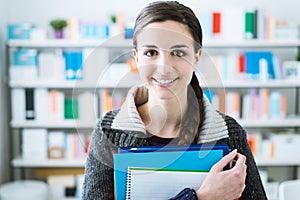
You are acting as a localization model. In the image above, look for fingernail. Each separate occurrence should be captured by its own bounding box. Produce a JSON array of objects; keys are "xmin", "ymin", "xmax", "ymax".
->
[{"xmin": 231, "ymin": 149, "xmax": 237, "ymax": 154}]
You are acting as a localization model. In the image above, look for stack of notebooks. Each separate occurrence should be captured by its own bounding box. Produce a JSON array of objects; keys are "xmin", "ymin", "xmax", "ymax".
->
[{"xmin": 113, "ymin": 144, "xmax": 229, "ymax": 200}]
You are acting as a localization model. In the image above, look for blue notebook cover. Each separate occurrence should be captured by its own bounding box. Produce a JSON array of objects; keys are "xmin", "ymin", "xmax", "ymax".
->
[{"xmin": 114, "ymin": 144, "xmax": 229, "ymax": 200}]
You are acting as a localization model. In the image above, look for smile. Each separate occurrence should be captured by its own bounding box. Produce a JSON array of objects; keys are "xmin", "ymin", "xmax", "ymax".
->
[{"xmin": 152, "ymin": 77, "xmax": 178, "ymax": 87}]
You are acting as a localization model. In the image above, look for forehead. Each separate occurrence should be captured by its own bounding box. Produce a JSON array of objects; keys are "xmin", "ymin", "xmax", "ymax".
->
[{"xmin": 136, "ymin": 21, "xmax": 194, "ymax": 49}]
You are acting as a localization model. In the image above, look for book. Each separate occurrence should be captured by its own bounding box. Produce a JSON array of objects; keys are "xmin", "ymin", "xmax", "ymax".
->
[
  {"xmin": 11, "ymin": 88, "xmax": 26, "ymax": 121},
  {"xmin": 212, "ymin": 12, "xmax": 221, "ymax": 38},
  {"xmin": 22, "ymin": 128, "xmax": 48, "ymax": 160},
  {"xmin": 64, "ymin": 50, "xmax": 83, "ymax": 80},
  {"xmin": 64, "ymin": 96, "xmax": 79, "ymax": 119},
  {"xmin": 245, "ymin": 11, "xmax": 255, "ymax": 39},
  {"xmin": 48, "ymin": 89, "xmax": 65, "ymax": 121},
  {"xmin": 125, "ymin": 167, "xmax": 208, "ymax": 200},
  {"xmin": 34, "ymin": 88, "xmax": 49, "ymax": 121},
  {"xmin": 114, "ymin": 144, "xmax": 229, "ymax": 200},
  {"xmin": 25, "ymin": 88, "xmax": 35, "ymax": 120}
]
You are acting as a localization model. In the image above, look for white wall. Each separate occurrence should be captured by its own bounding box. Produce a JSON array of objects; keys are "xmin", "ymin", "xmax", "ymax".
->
[{"xmin": 0, "ymin": 0, "xmax": 10, "ymax": 184}]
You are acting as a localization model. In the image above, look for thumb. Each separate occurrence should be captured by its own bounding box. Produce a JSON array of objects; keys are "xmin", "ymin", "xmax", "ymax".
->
[{"xmin": 211, "ymin": 149, "xmax": 237, "ymax": 172}]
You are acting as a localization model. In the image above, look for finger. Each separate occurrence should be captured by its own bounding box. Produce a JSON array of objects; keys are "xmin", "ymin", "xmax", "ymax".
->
[
  {"xmin": 233, "ymin": 153, "xmax": 247, "ymax": 171},
  {"xmin": 211, "ymin": 149, "xmax": 238, "ymax": 172}
]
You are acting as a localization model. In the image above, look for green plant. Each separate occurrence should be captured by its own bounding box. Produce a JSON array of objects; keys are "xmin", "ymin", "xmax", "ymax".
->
[
  {"xmin": 50, "ymin": 19, "xmax": 68, "ymax": 30},
  {"xmin": 296, "ymin": 49, "xmax": 300, "ymax": 61}
]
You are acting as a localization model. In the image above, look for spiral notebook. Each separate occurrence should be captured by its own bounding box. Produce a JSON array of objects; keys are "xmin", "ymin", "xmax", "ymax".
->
[
  {"xmin": 125, "ymin": 167, "xmax": 208, "ymax": 200},
  {"xmin": 114, "ymin": 144, "xmax": 229, "ymax": 200}
]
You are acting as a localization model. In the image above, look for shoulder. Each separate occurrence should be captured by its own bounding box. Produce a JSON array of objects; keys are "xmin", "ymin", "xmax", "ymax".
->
[
  {"xmin": 217, "ymin": 111, "xmax": 246, "ymax": 139},
  {"xmin": 93, "ymin": 110, "xmax": 147, "ymax": 148},
  {"xmin": 97, "ymin": 110, "xmax": 119, "ymax": 129}
]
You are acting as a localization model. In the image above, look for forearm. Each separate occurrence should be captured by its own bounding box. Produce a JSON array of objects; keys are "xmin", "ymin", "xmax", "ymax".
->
[{"xmin": 82, "ymin": 153, "xmax": 114, "ymax": 200}]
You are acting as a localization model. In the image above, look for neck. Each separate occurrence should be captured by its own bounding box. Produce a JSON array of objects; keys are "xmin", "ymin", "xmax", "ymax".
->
[{"xmin": 138, "ymin": 92, "xmax": 188, "ymax": 138}]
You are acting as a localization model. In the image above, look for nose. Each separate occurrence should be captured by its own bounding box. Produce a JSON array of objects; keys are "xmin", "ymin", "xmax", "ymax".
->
[{"xmin": 156, "ymin": 50, "xmax": 173, "ymax": 74}]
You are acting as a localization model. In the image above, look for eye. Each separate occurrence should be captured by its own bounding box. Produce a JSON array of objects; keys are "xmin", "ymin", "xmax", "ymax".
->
[
  {"xmin": 171, "ymin": 50, "xmax": 185, "ymax": 57},
  {"xmin": 144, "ymin": 49, "xmax": 158, "ymax": 57}
]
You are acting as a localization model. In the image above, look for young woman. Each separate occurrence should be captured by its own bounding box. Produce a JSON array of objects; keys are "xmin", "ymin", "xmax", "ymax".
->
[{"xmin": 82, "ymin": 1, "xmax": 267, "ymax": 199}]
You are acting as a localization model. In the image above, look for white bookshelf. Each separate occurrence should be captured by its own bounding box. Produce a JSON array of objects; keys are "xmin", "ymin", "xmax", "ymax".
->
[
  {"xmin": 203, "ymin": 39, "xmax": 300, "ymax": 48},
  {"xmin": 7, "ymin": 38, "xmax": 300, "ymax": 49},
  {"xmin": 237, "ymin": 118, "xmax": 300, "ymax": 128},
  {"xmin": 7, "ymin": 38, "xmax": 300, "ymax": 182},
  {"xmin": 203, "ymin": 80, "xmax": 300, "ymax": 89},
  {"xmin": 11, "ymin": 157, "xmax": 300, "ymax": 168},
  {"xmin": 10, "ymin": 79, "xmax": 300, "ymax": 89},
  {"xmin": 10, "ymin": 118, "xmax": 300, "ymax": 129},
  {"xmin": 10, "ymin": 120, "xmax": 97, "ymax": 129},
  {"xmin": 9, "ymin": 77, "xmax": 141, "ymax": 89},
  {"xmin": 7, "ymin": 37, "xmax": 132, "ymax": 48},
  {"xmin": 256, "ymin": 159, "xmax": 300, "ymax": 167},
  {"xmin": 12, "ymin": 157, "xmax": 85, "ymax": 168}
]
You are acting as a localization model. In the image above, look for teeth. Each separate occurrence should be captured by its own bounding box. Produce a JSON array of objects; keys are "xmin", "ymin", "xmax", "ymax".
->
[{"xmin": 156, "ymin": 79, "xmax": 175, "ymax": 84}]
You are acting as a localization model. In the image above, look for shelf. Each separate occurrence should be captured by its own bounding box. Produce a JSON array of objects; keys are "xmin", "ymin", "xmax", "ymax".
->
[
  {"xmin": 9, "ymin": 79, "xmax": 141, "ymax": 89},
  {"xmin": 256, "ymin": 159, "xmax": 300, "ymax": 166},
  {"xmin": 203, "ymin": 39, "xmax": 300, "ymax": 48},
  {"xmin": 202, "ymin": 80, "xmax": 300, "ymax": 88},
  {"xmin": 237, "ymin": 118, "xmax": 300, "ymax": 128},
  {"xmin": 11, "ymin": 157, "xmax": 300, "ymax": 168},
  {"xmin": 7, "ymin": 36, "xmax": 132, "ymax": 48},
  {"xmin": 10, "ymin": 79, "xmax": 300, "ymax": 89},
  {"xmin": 10, "ymin": 118, "xmax": 300, "ymax": 129},
  {"xmin": 7, "ymin": 38, "xmax": 300, "ymax": 49},
  {"xmin": 12, "ymin": 157, "xmax": 85, "ymax": 168},
  {"xmin": 10, "ymin": 120, "xmax": 96, "ymax": 128}
]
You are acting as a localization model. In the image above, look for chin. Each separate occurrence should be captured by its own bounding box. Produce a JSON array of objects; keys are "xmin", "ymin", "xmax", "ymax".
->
[{"xmin": 149, "ymin": 85, "xmax": 179, "ymax": 100}]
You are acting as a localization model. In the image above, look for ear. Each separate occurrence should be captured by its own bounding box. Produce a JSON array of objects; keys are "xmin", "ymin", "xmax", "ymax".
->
[
  {"xmin": 132, "ymin": 48, "xmax": 138, "ymax": 63},
  {"xmin": 194, "ymin": 49, "xmax": 202, "ymax": 64}
]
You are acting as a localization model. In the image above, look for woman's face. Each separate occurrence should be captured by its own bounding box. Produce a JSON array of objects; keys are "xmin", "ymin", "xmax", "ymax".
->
[{"xmin": 133, "ymin": 20, "xmax": 201, "ymax": 100}]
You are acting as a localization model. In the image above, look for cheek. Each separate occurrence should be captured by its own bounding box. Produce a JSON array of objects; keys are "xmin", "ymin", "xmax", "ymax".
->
[
  {"xmin": 138, "ymin": 64, "xmax": 154, "ymax": 79},
  {"xmin": 176, "ymin": 58, "xmax": 195, "ymax": 73}
]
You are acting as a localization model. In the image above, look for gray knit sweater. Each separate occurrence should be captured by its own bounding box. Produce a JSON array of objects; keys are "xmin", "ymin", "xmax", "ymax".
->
[{"xmin": 82, "ymin": 86, "xmax": 267, "ymax": 200}]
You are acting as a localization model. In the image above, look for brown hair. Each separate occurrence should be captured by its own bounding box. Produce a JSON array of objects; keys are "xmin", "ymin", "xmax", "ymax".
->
[{"xmin": 133, "ymin": 1, "xmax": 205, "ymax": 144}]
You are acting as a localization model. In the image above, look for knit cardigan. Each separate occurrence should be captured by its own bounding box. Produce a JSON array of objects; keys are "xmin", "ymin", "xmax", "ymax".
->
[{"xmin": 82, "ymin": 86, "xmax": 267, "ymax": 200}]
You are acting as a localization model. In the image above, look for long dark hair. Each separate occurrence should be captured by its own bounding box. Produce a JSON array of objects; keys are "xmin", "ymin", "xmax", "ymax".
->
[{"xmin": 133, "ymin": 1, "xmax": 205, "ymax": 144}]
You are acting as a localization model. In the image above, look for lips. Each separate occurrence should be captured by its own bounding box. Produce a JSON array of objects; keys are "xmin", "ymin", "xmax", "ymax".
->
[{"xmin": 152, "ymin": 77, "xmax": 178, "ymax": 87}]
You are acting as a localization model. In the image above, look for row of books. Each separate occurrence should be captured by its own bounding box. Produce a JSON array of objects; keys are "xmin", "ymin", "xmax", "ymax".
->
[
  {"xmin": 247, "ymin": 132, "xmax": 300, "ymax": 161},
  {"xmin": 204, "ymin": 88, "xmax": 287, "ymax": 120},
  {"xmin": 11, "ymin": 48, "xmax": 296, "ymax": 83},
  {"xmin": 198, "ymin": 8, "xmax": 299, "ymax": 41},
  {"xmin": 66, "ymin": 13, "xmax": 133, "ymax": 40},
  {"xmin": 9, "ymin": 48, "xmax": 135, "ymax": 82},
  {"xmin": 47, "ymin": 174, "xmax": 84, "ymax": 199},
  {"xmin": 8, "ymin": 12, "xmax": 132, "ymax": 40},
  {"xmin": 11, "ymin": 88, "xmax": 127, "ymax": 122},
  {"xmin": 199, "ymin": 51, "xmax": 292, "ymax": 82},
  {"xmin": 10, "ymin": 49, "xmax": 83, "ymax": 80},
  {"xmin": 9, "ymin": 7, "xmax": 299, "ymax": 41},
  {"xmin": 22, "ymin": 128, "xmax": 90, "ymax": 160}
]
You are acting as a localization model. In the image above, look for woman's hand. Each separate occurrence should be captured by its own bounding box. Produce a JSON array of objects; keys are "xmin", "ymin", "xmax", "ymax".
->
[{"xmin": 196, "ymin": 149, "xmax": 247, "ymax": 200}]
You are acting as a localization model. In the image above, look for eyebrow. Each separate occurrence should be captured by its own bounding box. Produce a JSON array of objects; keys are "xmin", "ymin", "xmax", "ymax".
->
[
  {"xmin": 170, "ymin": 45, "xmax": 189, "ymax": 49},
  {"xmin": 140, "ymin": 44, "xmax": 189, "ymax": 49}
]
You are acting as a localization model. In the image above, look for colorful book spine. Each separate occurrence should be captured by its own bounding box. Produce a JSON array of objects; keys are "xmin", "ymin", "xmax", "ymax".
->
[
  {"xmin": 212, "ymin": 12, "xmax": 221, "ymax": 38},
  {"xmin": 245, "ymin": 11, "xmax": 255, "ymax": 39},
  {"xmin": 64, "ymin": 97, "xmax": 79, "ymax": 119},
  {"xmin": 25, "ymin": 88, "xmax": 35, "ymax": 120},
  {"xmin": 64, "ymin": 51, "xmax": 83, "ymax": 80}
]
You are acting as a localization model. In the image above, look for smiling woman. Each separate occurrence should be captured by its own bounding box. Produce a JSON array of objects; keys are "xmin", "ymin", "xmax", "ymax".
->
[
  {"xmin": 133, "ymin": 21, "xmax": 197, "ymax": 102},
  {"xmin": 82, "ymin": 1, "xmax": 267, "ymax": 200}
]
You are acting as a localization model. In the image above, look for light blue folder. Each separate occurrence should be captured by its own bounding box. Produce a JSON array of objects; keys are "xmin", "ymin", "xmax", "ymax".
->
[{"xmin": 114, "ymin": 144, "xmax": 229, "ymax": 200}]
